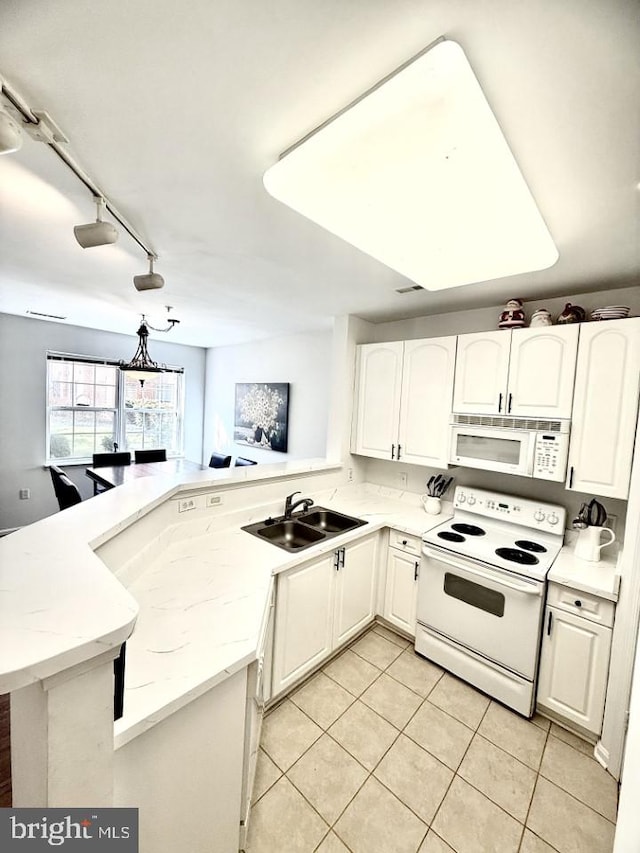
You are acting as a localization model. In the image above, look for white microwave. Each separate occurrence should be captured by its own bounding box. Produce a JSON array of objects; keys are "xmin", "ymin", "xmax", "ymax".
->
[{"xmin": 449, "ymin": 415, "xmax": 570, "ymax": 481}]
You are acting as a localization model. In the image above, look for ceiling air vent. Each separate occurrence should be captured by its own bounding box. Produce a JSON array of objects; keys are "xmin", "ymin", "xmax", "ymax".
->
[
  {"xmin": 395, "ymin": 285, "xmax": 426, "ymax": 294},
  {"xmin": 26, "ymin": 310, "xmax": 67, "ymax": 320}
]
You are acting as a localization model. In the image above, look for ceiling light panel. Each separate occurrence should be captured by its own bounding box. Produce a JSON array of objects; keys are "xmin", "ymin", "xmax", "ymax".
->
[{"xmin": 264, "ymin": 39, "xmax": 558, "ymax": 290}]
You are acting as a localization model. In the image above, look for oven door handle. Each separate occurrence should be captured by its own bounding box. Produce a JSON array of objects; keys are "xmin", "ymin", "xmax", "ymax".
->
[{"xmin": 422, "ymin": 547, "xmax": 543, "ymax": 596}]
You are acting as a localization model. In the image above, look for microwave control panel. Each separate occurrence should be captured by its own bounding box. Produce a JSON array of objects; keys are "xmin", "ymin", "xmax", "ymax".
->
[{"xmin": 533, "ymin": 432, "xmax": 569, "ymax": 482}]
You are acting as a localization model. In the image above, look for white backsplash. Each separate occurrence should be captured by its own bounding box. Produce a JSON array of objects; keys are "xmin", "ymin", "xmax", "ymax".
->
[{"xmin": 362, "ymin": 457, "xmax": 627, "ymax": 542}]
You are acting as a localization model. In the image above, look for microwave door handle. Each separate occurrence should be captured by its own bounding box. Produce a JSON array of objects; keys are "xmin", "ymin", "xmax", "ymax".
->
[
  {"xmin": 525, "ymin": 432, "xmax": 537, "ymax": 476},
  {"xmin": 422, "ymin": 547, "xmax": 543, "ymax": 596}
]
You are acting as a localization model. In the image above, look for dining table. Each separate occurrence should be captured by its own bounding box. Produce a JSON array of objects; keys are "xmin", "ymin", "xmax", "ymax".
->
[{"xmin": 86, "ymin": 458, "xmax": 207, "ymax": 493}]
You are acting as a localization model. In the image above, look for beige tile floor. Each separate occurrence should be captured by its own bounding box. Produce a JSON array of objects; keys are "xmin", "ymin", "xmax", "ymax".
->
[{"xmin": 246, "ymin": 623, "xmax": 618, "ymax": 853}]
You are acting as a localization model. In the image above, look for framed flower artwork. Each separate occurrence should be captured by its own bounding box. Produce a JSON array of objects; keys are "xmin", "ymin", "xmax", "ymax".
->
[{"xmin": 233, "ymin": 382, "xmax": 290, "ymax": 453}]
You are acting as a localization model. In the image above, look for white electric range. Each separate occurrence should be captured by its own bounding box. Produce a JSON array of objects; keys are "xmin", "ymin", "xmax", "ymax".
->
[{"xmin": 415, "ymin": 486, "xmax": 566, "ymax": 717}]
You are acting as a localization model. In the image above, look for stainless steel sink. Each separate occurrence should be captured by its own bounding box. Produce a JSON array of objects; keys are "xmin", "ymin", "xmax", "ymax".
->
[
  {"xmin": 254, "ymin": 520, "xmax": 325, "ymax": 550},
  {"xmin": 299, "ymin": 508, "xmax": 366, "ymax": 534},
  {"xmin": 242, "ymin": 506, "xmax": 366, "ymax": 552}
]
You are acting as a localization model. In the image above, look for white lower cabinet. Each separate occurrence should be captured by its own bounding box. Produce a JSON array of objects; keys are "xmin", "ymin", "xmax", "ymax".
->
[
  {"xmin": 272, "ymin": 534, "xmax": 378, "ymax": 696},
  {"xmin": 537, "ymin": 585, "xmax": 614, "ymax": 736},
  {"xmin": 382, "ymin": 531, "xmax": 422, "ymax": 637}
]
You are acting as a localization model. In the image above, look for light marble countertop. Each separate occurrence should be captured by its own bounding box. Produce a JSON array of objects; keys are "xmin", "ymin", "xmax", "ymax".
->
[
  {"xmin": 548, "ymin": 531, "xmax": 621, "ymax": 601},
  {"xmin": 115, "ymin": 483, "xmax": 452, "ymax": 745},
  {"xmin": 0, "ymin": 458, "xmax": 339, "ymax": 694}
]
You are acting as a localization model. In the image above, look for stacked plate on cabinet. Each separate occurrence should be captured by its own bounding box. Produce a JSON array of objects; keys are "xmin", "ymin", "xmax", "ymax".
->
[{"xmin": 591, "ymin": 305, "xmax": 630, "ymax": 320}]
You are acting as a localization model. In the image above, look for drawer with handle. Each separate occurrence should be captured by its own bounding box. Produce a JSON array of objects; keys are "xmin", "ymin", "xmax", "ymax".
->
[
  {"xmin": 547, "ymin": 582, "xmax": 615, "ymax": 627},
  {"xmin": 388, "ymin": 529, "xmax": 421, "ymax": 556}
]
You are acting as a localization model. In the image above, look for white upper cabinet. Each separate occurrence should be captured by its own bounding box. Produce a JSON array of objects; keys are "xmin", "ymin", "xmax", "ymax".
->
[
  {"xmin": 567, "ymin": 318, "xmax": 640, "ymax": 499},
  {"xmin": 453, "ymin": 326, "xmax": 579, "ymax": 418},
  {"xmin": 508, "ymin": 326, "xmax": 579, "ymax": 418},
  {"xmin": 397, "ymin": 337, "xmax": 456, "ymax": 467},
  {"xmin": 353, "ymin": 342, "xmax": 403, "ymax": 460},
  {"xmin": 453, "ymin": 331, "xmax": 511, "ymax": 414},
  {"xmin": 353, "ymin": 337, "xmax": 456, "ymax": 468}
]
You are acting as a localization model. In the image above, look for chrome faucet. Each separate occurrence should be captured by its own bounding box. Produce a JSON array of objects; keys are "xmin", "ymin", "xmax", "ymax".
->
[{"xmin": 284, "ymin": 491, "xmax": 314, "ymax": 519}]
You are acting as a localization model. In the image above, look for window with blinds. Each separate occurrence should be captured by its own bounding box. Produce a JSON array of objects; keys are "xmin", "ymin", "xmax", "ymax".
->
[{"xmin": 46, "ymin": 353, "xmax": 184, "ymax": 463}]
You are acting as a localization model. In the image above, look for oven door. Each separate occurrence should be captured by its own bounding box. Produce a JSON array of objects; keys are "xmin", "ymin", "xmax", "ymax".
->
[
  {"xmin": 449, "ymin": 424, "xmax": 535, "ymax": 476},
  {"xmin": 417, "ymin": 546, "xmax": 544, "ymax": 679}
]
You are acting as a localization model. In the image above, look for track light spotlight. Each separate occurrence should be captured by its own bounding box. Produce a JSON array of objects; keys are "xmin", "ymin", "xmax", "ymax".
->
[
  {"xmin": 73, "ymin": 197, "xmax": 119, "ymax": 248},
  {"xmin": 133, "ymin": 255, "xmax": 165, "ymax": 291},
  {"xmin": 0, "ymin": 105, "xmax": 22, "ymax": 154}
]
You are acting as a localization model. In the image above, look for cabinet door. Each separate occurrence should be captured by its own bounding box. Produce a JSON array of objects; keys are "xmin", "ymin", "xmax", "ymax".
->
[
  {"xmin": 353, "ymin": 342, "xmax": 403, "ymax": 460},
  {"xmin": 452, "ymin": 331, "xmax": 511, "ymax": 414},
  {"xmin": 397, "ymin": 336, "xmax": 456, "ymax": 467},
  {"xmin": 507, "ymin": 326, "xmax": 578, "ymax": 418},
  {"xmin": 383, "ymin": 548, "xmax": 419, "ymax": 637},
  {"xmin": 272, "ymin": 555, "xmax": 335, "ymax": 696},
  {"xmin": 567, "ymin": 318, "xmax": 640, "ymax": 499},
  {"xmin": 537, "ymin": 607, "xmax": 612, "ymax": 735},
  {"xmin": 333, "ymin": 535, "xmax": 378, "ymax": 647}
]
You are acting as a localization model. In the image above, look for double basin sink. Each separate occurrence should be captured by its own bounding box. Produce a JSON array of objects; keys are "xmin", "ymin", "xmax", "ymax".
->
[{"xmin": 242, "ymin": 507, "xmax": 366, "ymax": 552}]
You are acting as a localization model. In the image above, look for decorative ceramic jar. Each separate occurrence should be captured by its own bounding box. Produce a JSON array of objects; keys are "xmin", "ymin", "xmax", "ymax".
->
[
  {"xmin": 557, "ymin": 303, "xmax": 586, "ymax": 324},
  {"xmin": 530, "ymin": 308, "xmax": 553, "ymax": 327},
  {"xmin": 498, "ymin": 298, "xmax": 526, "ymax": 329}
]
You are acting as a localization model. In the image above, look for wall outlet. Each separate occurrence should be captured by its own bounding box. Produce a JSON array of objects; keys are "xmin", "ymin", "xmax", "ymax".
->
[
  {"xmin": 178, "ymin": 498, "xmax": 197, "ymax": 513},
  {"xmin": 398, "ymin": 471, "xmax": 408, "ymax": 489},
  {"xmin": 347, "ymin": 468, "xmax": 354, "ymax": 483},
  {"xmin": 206, "ymin": 494, "xmax": 223, "ymax": 508},
  {"xmin": 19, "ymin": 488, "xmax": 30, "ymax": 500}
]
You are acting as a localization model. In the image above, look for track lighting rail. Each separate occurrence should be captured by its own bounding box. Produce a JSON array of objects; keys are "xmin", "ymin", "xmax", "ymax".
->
[{"xmin": 0, "ymin": 78, "xmax": 157, "ymax": 260}]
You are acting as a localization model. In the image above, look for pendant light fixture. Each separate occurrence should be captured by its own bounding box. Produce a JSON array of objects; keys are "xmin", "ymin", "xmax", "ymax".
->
[
  {"xmin": 73, "ymin": 196, "xmax": 119, "ymax": 248},
  {"xmin": 120, "ymin": 310, "xmax": 180, "ymax": 386},
  {"xmin": 133, "ymin": 254, "xmax": 165, "ymax": 291},
  {"xmin": 120, "ymin": 317, "xmax": 164, "ymax": 387}
]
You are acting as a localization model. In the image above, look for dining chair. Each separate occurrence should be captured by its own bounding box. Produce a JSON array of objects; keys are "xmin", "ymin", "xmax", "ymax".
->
[
  {"xmin": 209, "ymin": 452, "xmax": 232, "ymax": 469},
  {"xmin": 134, "ymin": 449, "xmax": 167, "ymax": 463},
  {"xmin": 49, "ymin": 465, "xmax": 82, "ymax": 511},
  {"xmin": 235, "ymin": 457, "xmax": 258, "ymax": 466},
  {"xmin": 92, "ymin": 451, "xmax": 132, "ymax": 467}
]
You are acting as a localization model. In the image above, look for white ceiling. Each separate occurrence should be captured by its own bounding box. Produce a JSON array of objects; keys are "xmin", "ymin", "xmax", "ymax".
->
[{"xmin": 0, "ymin": 0, "xmax": 638, "ymax": 348}]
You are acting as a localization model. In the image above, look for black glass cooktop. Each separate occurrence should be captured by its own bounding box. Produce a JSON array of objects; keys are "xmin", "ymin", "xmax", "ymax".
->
[
  {"xmin": 451, "ymin": 523, "xmax": 486, "ymax": 537},
  {"xmin": 515, "ymin": 540, "xmax": 547, "ymax": 553},
  {"xmin": 495, "ymin": 547, "xmax": 539, "ymax": 565}
]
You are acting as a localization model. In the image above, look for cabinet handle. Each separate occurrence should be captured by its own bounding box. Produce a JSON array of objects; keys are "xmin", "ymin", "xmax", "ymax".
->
[
  {"xmin": 397, "ymin": 444, "xmax": 402, "ymax": 460},
  {"xmin": 414, "ymin": 560, "xmax": 419, "ymax": 581},
  {"xmin": 574, "ymin": 600, "xmax": 582, "ymax": 608},
  {"xmin": 402, "ymin": 539, "xmax": 408, "ymax": 546},
  {"xmin": 508, "ymin": 393, "xmax": 513, "ymax": 413},
  {"xmin": 569, "ymin": 466, "xmax": 574, "ymax": 488},
  {"xmin": 547, "ymin": 610, "xmax": 553, "ymax": 636},
  {"xmin": 498, "ymin": 393, "xmax": 503, "ymax": 412},
  {"xmin": 391, "ymin": 444, "xmax": 395, "ymax": 460},
  {"xmin": 334, "ymin": 550, "xmax": 340, "ymax": 571},
  {"xmin": 340, "ymin": 547, "xmax": 346, "ymax": 568}
]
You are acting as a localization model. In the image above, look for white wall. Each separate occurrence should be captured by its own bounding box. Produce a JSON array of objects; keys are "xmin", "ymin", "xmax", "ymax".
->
[
  {"xmin": 367, "ymin": 284, "xmax": 640, "ymax": 342},
  {"xmin": 202, "ymin": 329, "xmax": 332, "ymax": 465},
  {"xmin": 0, "ymin": 313, "xmax": 206, "ymax": 530}
]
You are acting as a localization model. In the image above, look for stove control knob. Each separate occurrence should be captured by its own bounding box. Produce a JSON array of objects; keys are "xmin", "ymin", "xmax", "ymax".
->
[
  {"xmin": 458, "ymin": 493, "xmax": 466, "ymax": 504},
  {"xmin": 548, "ymin": 512, "xmax": 559, "ymax": 525},
  {"xmin": 467, "ymin": 496, "xmax": 476, "ymax": 506},
  {"xmin": 534, "ymin": 510, "xmax": 545, "ymax": 523}
]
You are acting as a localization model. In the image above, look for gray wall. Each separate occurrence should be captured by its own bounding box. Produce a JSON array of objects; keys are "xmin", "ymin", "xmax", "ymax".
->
[
  {"xmin": 0, "ymin": 313, "xmax": 206, "ymax": 530},
  {"xmin": 203, "ymin": 329, "xmax": 332, "ymax": 465}
]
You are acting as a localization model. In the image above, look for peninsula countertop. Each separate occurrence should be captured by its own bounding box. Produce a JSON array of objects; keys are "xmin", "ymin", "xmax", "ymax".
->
[{"xmin": 114, "ymin": 483, "xmax": 453, "ymax": 745}]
